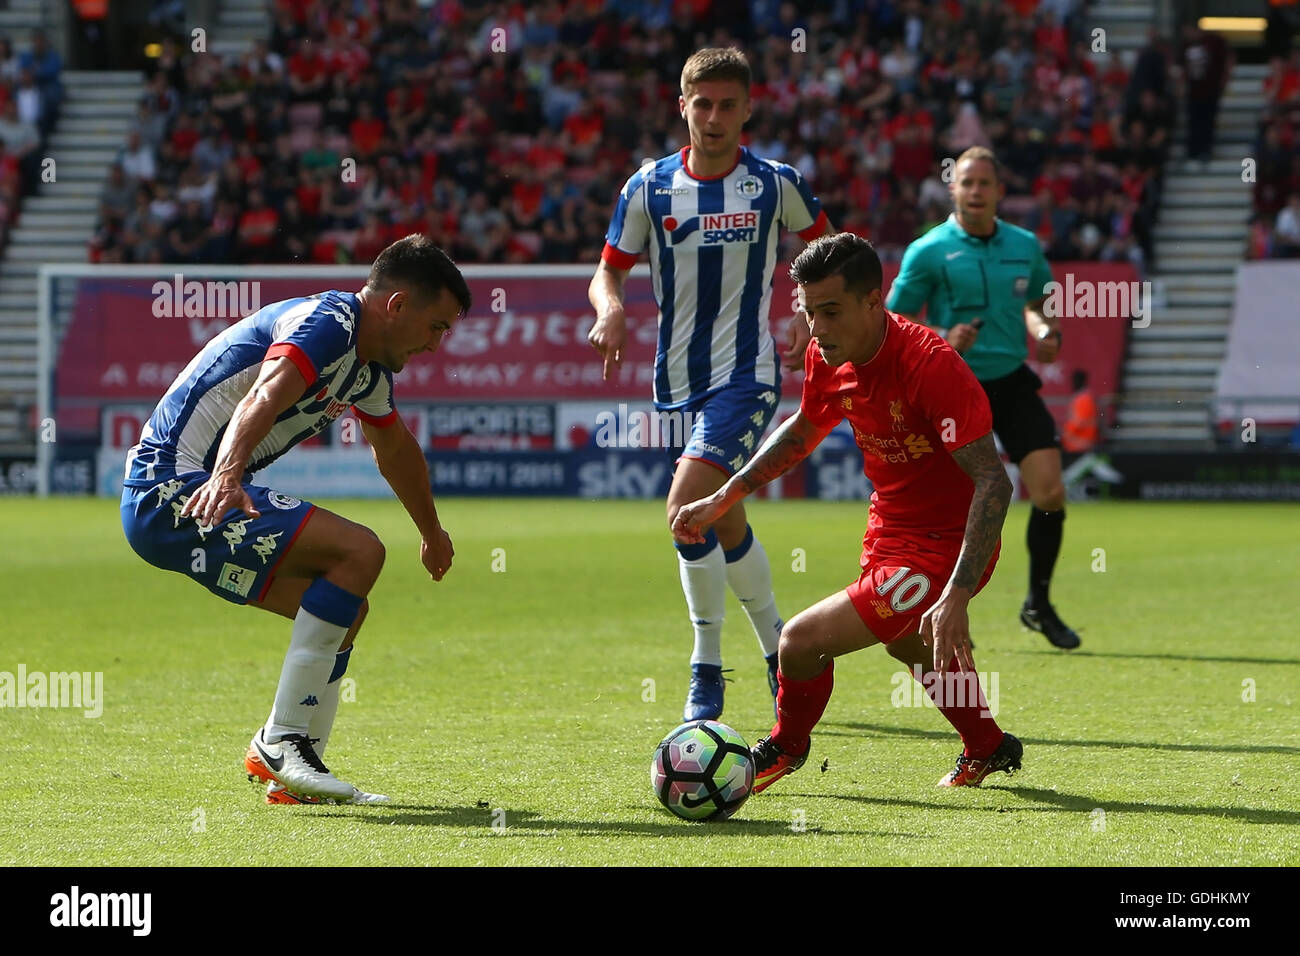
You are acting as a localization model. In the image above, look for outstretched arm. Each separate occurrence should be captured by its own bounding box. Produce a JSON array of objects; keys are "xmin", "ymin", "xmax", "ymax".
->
[
  {"xmin": 672, "ymin": 409, "xmax": 833, "ymax": 542},
  {"xmin": 919, "ymin": 431, "xmax": 1012, "ymax": 672},
  {"xmin": 362, "ymin": 416, "xmax": 453, "ymax": 582}
]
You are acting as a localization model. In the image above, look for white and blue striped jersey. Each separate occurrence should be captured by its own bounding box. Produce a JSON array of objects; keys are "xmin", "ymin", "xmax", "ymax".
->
[
  {"xmin": 602, "ymin": 146, "xmax": 828, "ymax": 408},
  {"xmin": 123, "ymin": 290, "xmax": 397, "ymax": 488}
]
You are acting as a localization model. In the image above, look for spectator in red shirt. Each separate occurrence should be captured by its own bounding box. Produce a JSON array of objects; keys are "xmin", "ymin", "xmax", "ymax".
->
[
  {"xmin": 169, "ymin": 112, "xmax": 199, "ymax": 161},
  {"xmin": 353, "ymin": 212, "xmax": 390, "ymax": 263},
  {"xmin": 287, "ymin": 38, "xmax": 328, "ymax": 103},
  {"xmin": 525, "ymin": 125, "xmax": 566, "ymax": 176},
  {"xmin": 511, "ymin": 164, "xmax": 545, "ymax": 228},
  {"xmin": 1032, "ymin": 157, "xmax": 1073, "ymax": 206},
  {"xmin": 349, "ymin": 100, "xmax": 386, "ymax": 159},
  {"xmin": 563, "ymin": 95, "xmax": 604, "ymax": 159},
  {"xmin": 1263, "ymin": 53, "xmax": 1300, "ymax": 104},
  {"xmin": 386, "ymin": 72, "xmax": 427, "ymax": 140},
  {"xmin": 236, "ymin": 187, "xmax": 279, "ymax": 261},
  {"xmin": 885, "ymin": 92, "xmax": 934, "ymax": 185}
]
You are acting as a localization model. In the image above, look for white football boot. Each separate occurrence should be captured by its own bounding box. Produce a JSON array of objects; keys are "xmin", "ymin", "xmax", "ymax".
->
[
  {"xmin": 245, "ymin": 729, "xmax": 355, "ymax": 801},
  {"xmin": 264, "ymin": 780, "xmax": 391, "ymax": 805}
]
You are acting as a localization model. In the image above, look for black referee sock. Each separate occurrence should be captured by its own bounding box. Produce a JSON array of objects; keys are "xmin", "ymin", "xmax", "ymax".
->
[{"xmin": 1026, "ymin": 507, "xmax": 1065, "ymax": 610}]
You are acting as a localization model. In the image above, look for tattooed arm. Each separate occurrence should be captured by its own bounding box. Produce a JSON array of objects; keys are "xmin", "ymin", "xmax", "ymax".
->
[
  {"xmin": 919, "ymin": 431, "xmax": 1013, "ymax": 673},
  {"xmin": 671, "ymin": 410, "xmax": 833, "ymax": 543}
]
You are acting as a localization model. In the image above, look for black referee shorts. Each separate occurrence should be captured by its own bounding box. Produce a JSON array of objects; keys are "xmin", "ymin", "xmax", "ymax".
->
[{"xmin": 978, "ymin": 364, "xmax": 1060, "ymax": 464}]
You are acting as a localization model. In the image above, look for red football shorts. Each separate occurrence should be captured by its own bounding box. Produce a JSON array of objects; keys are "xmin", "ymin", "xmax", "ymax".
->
[{"xmin": 845, "ymin": 533, "xmax": 1000, "ymax": 643}]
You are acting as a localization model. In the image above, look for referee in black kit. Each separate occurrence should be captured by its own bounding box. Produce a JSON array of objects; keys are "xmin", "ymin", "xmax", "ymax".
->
[{"xmin": 887, "ymin": 147, "xmax": 1080, "ymax": 649}]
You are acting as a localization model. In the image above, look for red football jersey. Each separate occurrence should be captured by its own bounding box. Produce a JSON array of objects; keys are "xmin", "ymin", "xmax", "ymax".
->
[{"xmin": 800, "ymin": 311, "xmax": 994, "ymax": 548}]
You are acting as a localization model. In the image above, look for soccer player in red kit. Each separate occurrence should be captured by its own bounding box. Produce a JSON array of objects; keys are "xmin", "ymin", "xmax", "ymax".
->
[{"xmin": 674, "ymin": 233, "xmax": 1024, "ymax": 791}]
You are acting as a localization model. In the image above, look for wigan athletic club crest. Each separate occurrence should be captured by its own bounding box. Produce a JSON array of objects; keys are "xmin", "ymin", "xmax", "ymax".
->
[{"xmin": 735, "ymin": 175, "xmax": 763, "ymax": 199}]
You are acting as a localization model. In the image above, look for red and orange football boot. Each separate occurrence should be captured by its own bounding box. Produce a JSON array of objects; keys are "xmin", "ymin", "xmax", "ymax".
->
[
  {"xmin": 750, "ymin": 735, "xmax": 810, "ymax": 794},
  {"xmin": 937, "ymin": 732, "xmax": 1023, "ymax": 787}
]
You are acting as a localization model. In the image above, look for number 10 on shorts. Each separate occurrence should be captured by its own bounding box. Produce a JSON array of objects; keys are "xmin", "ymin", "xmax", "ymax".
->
[{"xmin": 876, "ymin": 567, "xmax": 931, "ymax": 614}]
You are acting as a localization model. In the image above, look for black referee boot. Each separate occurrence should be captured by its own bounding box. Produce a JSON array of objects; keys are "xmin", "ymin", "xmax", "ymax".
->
[{"xmin": 1019, "ymin": 602, "xmax": 1081, "ymax": 649}]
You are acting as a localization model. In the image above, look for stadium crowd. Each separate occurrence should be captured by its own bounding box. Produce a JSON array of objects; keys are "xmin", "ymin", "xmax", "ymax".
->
[
  {"xmin": 71, "ymin": 0, "xmax": 1243, "ymax": 273},
  {"xmin": 0, "ymin": 29, "xmax": 64, "ymax": 250},
  {"xmin": 1251, "ymin": 50, "xmax": 1300, "ymax": 257}
]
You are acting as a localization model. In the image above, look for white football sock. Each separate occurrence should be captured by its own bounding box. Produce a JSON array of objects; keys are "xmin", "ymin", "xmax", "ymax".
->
[
  {"xmin": 265, "ymin": 608, "xmax": 348, "ymax": 742},
  {"xmin": 725, "ymin": 532, "xmax": 783, "ymax": 657},
  {"xmin": 678, "ymin": 541, "xmax": 726, "ymax": 667},
  {"xmin": 308, "ymin": 675, "xmax": 342, "ymax": 759}
]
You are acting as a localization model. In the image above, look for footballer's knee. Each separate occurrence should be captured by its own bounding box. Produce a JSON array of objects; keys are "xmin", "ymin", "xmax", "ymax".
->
[
  {"xmin": 1031, "ymin": 482, "xmax": 1066, "ymax": 511},
  {"xmin": 713, "ymin": 504, "xmax": 748, "ymax": 550},
  {"xmin": 326, "ymin": 529, "xmax": 385, "ymax": 594},
  {"xmin": 350, "ymin": 528, "xmax": 386, "ymax": 575},
  {"xmin": 778, "ymin": 614, "xmax": 829, "ymax": 679}
]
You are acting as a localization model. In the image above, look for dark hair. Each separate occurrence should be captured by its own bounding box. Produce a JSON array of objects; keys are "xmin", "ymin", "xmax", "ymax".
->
[
  {"xmin": 681, "ymin": 47, "xmax": 751, "ymax": 97},
  {"xmin": 367, "ymin": 234, "xmax": 472, "ymax": 317},
  {"xmin": 789, "ymin": 233, "xmax": 883, "ymax": 298},
  {"xmin": 1072, "ymin": 368, "xmax": 1089, "ymax": 392}
]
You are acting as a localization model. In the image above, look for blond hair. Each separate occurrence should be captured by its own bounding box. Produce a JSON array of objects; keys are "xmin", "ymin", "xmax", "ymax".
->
[{"xmin": 955, "ymin": 146, "xmax": 1002, "ymax": 182}]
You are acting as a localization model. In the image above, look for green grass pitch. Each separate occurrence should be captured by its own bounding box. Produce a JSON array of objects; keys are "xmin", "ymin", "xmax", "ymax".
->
[{"xmin": 1, "ymin": 497, "xmax": 1296, "ymax": 866}]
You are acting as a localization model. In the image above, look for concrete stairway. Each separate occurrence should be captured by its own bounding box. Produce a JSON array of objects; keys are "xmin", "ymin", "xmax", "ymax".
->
[
  {"xmin": 1088, "ymin": 0, "xmax": 1160, "ymax": 60},
  {"xmin": 210, "ymin": 0, "xmax": 271, "ymax": 59},
  {"xmin": 1111, "ymin": 63, "xmax": 1266, "ymax": 447},
  {"xmin": 0, "ymin": 0, "xmax": 57, "ymax": 451},
  {"xmin": 0, "ymin": 71, "xmax": 143, "ymax": 451}
]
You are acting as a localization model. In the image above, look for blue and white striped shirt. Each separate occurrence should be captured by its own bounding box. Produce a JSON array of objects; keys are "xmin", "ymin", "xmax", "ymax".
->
[
  {"xmin": 602, "ymin": 146, "xmax": 828, "ymax": 408},
  {"xmin": 124, "ymin": 290, "xmax": 395, "ymax": 487}
]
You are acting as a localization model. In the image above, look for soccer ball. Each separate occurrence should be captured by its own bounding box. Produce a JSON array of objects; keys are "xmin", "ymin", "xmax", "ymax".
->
[{"xmin": 650, "ymin": 720, "xmax": 755, "ymax": 821}]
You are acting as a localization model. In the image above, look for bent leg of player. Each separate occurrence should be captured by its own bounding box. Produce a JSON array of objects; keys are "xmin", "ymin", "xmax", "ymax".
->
[
  {"xmin": 751, "ymin": 591, "xmax": 880, "ymax": 794},
  {"xmin": 248, "ymin": 581, "xmax": 388, "ymax": 804},
  {"xmin": 243, "ymin": 506, "xmax": 388, "ymax": 800},
  {"xmin": 883, "ymin": 632, "xmax": 1021, "ymax": 786},
  {"xmin": 850, "ymin": 546, "xmax": 1021, "ymax": 787},
  {"xmin": 1018, "ymin": 446, "xmax": 1080, "ymax": 649},
  {"xmin": 123, "ymin": 478, "xmax": 363, "ymax": 798}
]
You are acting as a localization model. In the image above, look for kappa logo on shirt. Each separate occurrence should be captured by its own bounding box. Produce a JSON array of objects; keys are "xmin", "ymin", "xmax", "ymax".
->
[{"xmin": 321, "ymin": 303, "xmax": 355, "ymax": 335}]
